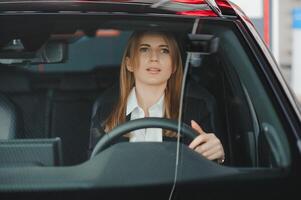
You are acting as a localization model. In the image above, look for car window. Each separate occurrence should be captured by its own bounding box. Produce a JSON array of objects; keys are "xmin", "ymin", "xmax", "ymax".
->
[
  {"xmin": 0, "ymin": 22, "xmax": 291, "ymax": 168},
  {"xmin": 0, "ymin": 16, "xmax": 294, "ymax": 194},
  {"xmin": 178, "ymin": 21, "xmax": 290, "ymax": 171},
  {"xmin": 219, "ymin": 29, "xmax": 291, "ymax": 167},
  {"xmin": 26, "ymin": 31, "xmax": 132, "ymax": 72}
]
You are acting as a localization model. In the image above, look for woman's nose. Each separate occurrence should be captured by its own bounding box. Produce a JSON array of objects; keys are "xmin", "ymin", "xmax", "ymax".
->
[{"xmin": 150, "ymin": 50, "xmax": 159, "ymax": 61}]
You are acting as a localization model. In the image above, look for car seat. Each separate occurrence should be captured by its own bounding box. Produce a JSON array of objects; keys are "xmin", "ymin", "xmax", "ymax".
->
[{"xmin": 0, "ymin": 93, "xmax": 20, "ymax": 139}]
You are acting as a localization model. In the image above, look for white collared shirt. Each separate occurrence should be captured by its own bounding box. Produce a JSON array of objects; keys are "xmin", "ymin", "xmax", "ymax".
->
[{"xmin": 126, "ymin": 87, "xmax": 164, "ymax": 142}]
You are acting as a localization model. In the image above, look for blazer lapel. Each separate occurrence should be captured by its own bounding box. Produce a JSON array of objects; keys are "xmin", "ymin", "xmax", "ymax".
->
[{"xmin": 126, "ymin": 113, "xmax": 131, "ymax": 122}]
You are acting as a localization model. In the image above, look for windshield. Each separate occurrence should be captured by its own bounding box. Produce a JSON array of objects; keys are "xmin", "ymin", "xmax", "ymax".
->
[{"xmin": 0, "ymin": 15, "xmax": 291, "ymax": 193}]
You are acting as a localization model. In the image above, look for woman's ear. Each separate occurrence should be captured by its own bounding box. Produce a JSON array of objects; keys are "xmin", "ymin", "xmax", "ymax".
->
[{"xmin": 126, "ymin": 57, "xmax": 134, "ymax": 72}]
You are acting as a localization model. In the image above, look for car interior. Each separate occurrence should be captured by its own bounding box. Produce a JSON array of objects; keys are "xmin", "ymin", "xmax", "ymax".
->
[{"xmin": 0, "ymin": 16, "xmax": 290, "ymax": 172}]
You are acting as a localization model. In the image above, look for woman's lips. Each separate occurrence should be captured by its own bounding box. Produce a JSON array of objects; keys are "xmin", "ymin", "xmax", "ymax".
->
[{"xmin": 146, "ymin": 67, "xmax": 161, "ymax": 74}]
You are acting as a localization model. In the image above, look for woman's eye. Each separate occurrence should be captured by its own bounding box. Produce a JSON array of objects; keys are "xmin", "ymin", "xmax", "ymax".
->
[
  {"xmin": 139, "ymin": 47, "xmax": 149, "ymax": 53},
  {"xmin": 161, "ymin": 48, "xmax": 170, "ymax": 54}
]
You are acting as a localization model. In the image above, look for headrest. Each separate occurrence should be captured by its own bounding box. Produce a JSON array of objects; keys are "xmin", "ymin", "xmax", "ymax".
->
[{"xmin": 0, "ymin": 93, "xmax": 17, "ymax": 139}]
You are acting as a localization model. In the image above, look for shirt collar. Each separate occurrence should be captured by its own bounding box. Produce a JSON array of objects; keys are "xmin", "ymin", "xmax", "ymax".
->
[
  {"xmin": 126, "ymin": 87, "xmax": 164, "ymax": 116},
  {"xmin": 126, "ymin": 87, "xmax": 139, "ymax": 116}
]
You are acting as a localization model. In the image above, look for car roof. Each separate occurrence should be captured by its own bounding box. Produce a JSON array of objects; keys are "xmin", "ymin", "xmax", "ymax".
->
[{"xmin": 0, "ymin": 0, "xmax": 238, "ymax": 18}]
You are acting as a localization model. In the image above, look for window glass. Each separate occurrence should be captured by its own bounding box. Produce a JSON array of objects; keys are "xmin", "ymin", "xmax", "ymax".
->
[
  {"xmin": 26, "ymin": 31, "xmax": 132, "ymax": 72},
  {"xmin": 179, "ymin": 22, "xmax": 290, "ymax": 169},
  {"xmin": 219, "ymin": 29, "xmax": 291, "ymax": 167}
]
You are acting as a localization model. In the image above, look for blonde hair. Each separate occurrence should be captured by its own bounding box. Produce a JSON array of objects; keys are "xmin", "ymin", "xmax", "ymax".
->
[{"xmin": 104, "ymin": 31, "xmax": 183, "ymax": 137}]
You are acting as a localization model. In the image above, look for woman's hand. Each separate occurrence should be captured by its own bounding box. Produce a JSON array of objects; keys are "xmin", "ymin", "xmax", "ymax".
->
[{"xmin": 188, "ymin": 120, "xmax": 225, "ymax": 164}]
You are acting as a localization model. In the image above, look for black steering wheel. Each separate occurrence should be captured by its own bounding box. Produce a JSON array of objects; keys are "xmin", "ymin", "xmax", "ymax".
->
[{"xmin": 90, "ymin": 117, "xmax": 198, "ymax": 159}]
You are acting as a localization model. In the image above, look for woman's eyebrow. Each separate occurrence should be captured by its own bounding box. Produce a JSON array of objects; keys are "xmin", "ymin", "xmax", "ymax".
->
[
  {"xmin": 159, "ymin": 45, "xmax": 169, "ymax": 48},
  {"xmin": 139, "ymin": 44, "xmax": 151, "ymax": 47},
  {"xmin": 139, "ymin": 44, "xmax": 169, "ymax": 48}
]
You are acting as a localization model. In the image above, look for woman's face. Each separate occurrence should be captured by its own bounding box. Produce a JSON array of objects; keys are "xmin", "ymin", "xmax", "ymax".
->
[{"xmin": 126, "ymin": 33, "xmax": 173, "ymax": 87}]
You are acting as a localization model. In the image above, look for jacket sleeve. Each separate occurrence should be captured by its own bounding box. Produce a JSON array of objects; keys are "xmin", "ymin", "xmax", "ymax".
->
[{"xmin": 181, "ymin": 97, "xmax": 213, "ymax": 145}]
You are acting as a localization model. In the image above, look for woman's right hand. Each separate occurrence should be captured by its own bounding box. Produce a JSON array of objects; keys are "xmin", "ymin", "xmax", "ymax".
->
[{"xmin": 188, "ymin": 120, "xmax": 225, "ymax": 164}]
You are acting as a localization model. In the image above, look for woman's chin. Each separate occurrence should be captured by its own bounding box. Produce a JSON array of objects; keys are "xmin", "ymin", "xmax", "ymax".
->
[{"xmin": 142, "ymin": 79, "xmax": 168, "ymax": 86}]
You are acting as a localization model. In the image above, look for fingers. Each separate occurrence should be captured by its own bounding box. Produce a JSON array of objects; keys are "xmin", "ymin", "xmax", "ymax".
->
[
  {"xmin": 189, "ymin": 120, "xmax": 207, "ymax": 149},
  {"xmin": 193, "ymin": 134, "xmax": 221, "ymax": 154},
  {"xmin": 189, "ymin": 133, "xmax": 225, "ymax": 162},
  {"xmin": 191, "ymin": 120, "xmax": 206, "ymax": 135},
  {"xmin": 197, "ymin": 144, "xmax": 223, "ymax": 160},
  {"xmin": 188, "ymin": 134, "xmax": 207, "ymax": 149},
  {"xmin": 207, "ymin": 151, "xmax": 224, "ymax": 161},
  {"xmin": 189, "ymin": 120, "xmax": 225, "ymax": 162}
]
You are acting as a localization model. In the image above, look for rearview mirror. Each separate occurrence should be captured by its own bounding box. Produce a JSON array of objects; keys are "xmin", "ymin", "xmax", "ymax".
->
[{"xmin": 0, "ymin": 40, "xmax": 67, "ymax": 65}]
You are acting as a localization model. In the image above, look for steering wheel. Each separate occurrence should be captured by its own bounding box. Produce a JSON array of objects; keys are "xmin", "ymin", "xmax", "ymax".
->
[{"xmin": 90, "ymin": 117, "xmax": 198, "ymax": 159}]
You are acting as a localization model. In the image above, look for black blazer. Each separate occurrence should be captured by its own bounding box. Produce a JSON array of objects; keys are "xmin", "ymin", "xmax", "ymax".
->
[{"xmin": 89, "ymin": 93, "xmax": 213, "ymax": 155}]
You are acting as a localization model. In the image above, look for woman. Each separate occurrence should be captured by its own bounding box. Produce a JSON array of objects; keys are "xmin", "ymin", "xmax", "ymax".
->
[{"xmin": 90, "ymin": 31, "xmax": 225, "ymax": 163}]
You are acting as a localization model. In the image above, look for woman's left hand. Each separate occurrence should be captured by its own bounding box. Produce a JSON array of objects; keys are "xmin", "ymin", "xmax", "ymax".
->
[{"xmin": 188, "ymin": 120, "xmax": 225, "ymax": 164}]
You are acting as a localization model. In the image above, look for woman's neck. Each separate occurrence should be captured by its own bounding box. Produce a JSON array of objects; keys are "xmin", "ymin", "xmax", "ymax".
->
[{"xmin": 135, "ymin": 83, "xmax": 166, "ymax": 116}]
